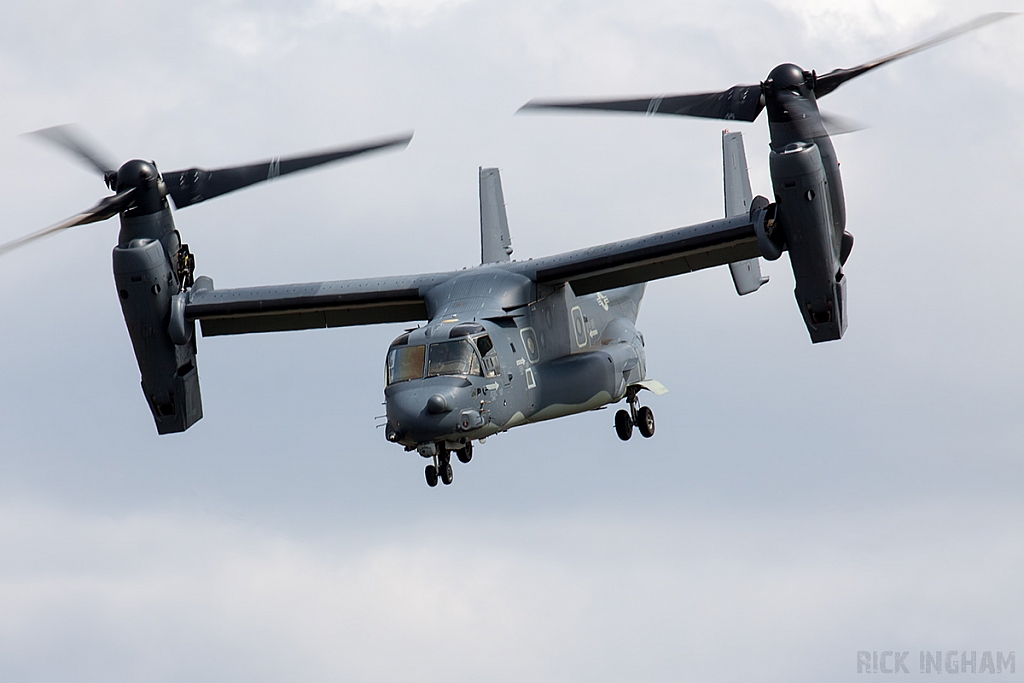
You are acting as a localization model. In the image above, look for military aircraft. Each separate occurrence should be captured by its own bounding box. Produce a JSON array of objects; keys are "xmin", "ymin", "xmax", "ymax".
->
[{"xmin": 0, "ymin": 14, "xmax": 1012, "ymax": 488}]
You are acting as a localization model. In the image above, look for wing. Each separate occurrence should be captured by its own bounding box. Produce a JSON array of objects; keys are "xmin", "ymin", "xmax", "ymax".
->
[
  {"xmin": 517, "ymin": 206, "xmax": 766, "ymax": 295},
  {"xmin": 186, "ymin": 201, "xmax": 769, "ymax": 335},
  {"xmin": 185, "ymin": 272, "xmax": 454, "ymax": 336}
]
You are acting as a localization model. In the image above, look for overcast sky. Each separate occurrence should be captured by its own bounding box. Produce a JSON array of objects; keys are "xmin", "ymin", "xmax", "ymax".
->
[{"xmin": 0, "ymin": 1, "xmax": 1023, "ymax": 681}]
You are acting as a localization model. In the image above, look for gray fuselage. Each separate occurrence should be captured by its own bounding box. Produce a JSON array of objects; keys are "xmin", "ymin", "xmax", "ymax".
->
[{"xmin": 383, "ymin": 267, "xmax": 646, "ymax": 452}]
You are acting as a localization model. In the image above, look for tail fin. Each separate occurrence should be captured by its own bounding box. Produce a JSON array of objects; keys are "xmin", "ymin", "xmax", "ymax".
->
[
  {"xmin": 723, "ymin": 131, "xmax": 768, "ymax": 295},
  {"xmin": 479, "ymin": 167, "xmax": 513, "ymax": 264}
]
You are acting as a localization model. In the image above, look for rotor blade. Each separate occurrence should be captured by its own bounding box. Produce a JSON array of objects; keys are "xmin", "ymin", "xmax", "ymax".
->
[
  {"xmin": 162, "ymin": 132, "xmax": 413, "ymax": 209},
  {"xmin": 0, "ymin": 188, "xmax": 136, "ymax": 257},
  {"xmin": 819, "ymin": 111, "xmax": 868, "ymax": 136},
  {"xmin": 519, "ymin": 84, "xmax": 765, "ymax": 122},
  {"xmin": 28, "ymin": 124, "xmax": 118, "ymax": 176},
  {"xmin": 815, "ymin": 12, "xmax": 1018, "ymax": 98}
]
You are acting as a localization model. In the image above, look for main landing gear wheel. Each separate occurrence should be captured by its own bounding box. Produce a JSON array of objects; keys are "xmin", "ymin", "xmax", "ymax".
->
[
  {"xmin": 425, "ymin": 464, "xmax": 438, "ymax": 487},
  {"xmin": 456, "ymin": 442, "xmax": 473, "ymax": 464},
  {"xmin": 436, "ymin": 448, "xmax": 454, "ymax": 485},
  {"xmin": 615, "ymin": 409, "xmax": 633, "ymax": 441},
  {"xmin": 637, "ymin": 405, "xmax": 655, "ymax": 438}
]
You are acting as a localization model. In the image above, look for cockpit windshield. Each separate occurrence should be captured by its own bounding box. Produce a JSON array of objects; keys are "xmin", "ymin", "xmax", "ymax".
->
[
  {"xmin": 427, "ymin": 339, "xmax": 481, "ymax": 378},
  {"xmin": 386, "ymin": 344, "xmax": 426, "ymax": 385}
]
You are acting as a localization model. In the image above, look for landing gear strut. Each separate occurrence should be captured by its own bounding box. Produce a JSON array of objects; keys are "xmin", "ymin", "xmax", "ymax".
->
[
  {"xmin": 615, "ymin": 386, "xmax": 655, "ymax": 441},
  {"xmin": 422, "ymin": 442, "xmax": 476, "ymax": 487},
  {"xmin": 425, "ymin": 447, "xmax": 455, "ymax": 487}
]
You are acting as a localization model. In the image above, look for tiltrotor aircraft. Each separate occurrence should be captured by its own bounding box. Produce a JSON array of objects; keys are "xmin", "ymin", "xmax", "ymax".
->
[{"xmin": 1, "ymin": 14, "xmax": 1012, "ymax": 487}]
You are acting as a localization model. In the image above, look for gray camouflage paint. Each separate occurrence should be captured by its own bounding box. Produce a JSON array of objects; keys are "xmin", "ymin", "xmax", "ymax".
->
[{"xmin": 382, "ymin": 268, "xmax": 646, "ymax": 450}]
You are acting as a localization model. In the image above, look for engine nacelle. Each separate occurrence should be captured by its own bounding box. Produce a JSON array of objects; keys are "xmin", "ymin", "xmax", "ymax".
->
[
  {"xmin": 113, "ymin": 238, "xmax": 202, "ymax": 433},
  {"xmin": 769, "ymin": 141, "xmax": 846, "ymax": 343}
]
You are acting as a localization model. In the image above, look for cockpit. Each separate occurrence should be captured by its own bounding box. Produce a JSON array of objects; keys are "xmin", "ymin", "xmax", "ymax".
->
[{"xmin": 385, "ymin": 323, "xmax": 501, "ymax": 386}]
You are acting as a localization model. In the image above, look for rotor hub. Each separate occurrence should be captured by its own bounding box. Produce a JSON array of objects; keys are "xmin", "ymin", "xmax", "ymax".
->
[
  {"xmin": 765, "ymin": 63, "xmax": 812, "ymax": 95},
  {"xmin": 115, "ymin": 159, "xmax": 160, "ymax": 192}
]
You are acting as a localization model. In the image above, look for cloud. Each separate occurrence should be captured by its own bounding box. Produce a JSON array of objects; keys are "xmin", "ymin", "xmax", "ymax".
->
[
  {"xmin": 768, "ymin": 0, "xmax": 941, "ymax": 39},
  {"xmin": 0, "ymin": 1, "xmax": 1023, "ymax": 680},
  {"xmin": 1, "ymin": 500, "xmax": 1022, "ymax": 682},
  {"xmin": 318, "ymin": 0, "xmax": 475, "ymax": 30}
]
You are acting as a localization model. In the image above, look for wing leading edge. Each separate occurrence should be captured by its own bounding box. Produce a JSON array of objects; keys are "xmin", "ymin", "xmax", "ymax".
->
[
  {"xmin": 521, "ymin": 210, "xmax": 764, "ymax": 295},
  {"xmin": 186, "ymin": 273, "xmax": 453, "ymax": 336}
]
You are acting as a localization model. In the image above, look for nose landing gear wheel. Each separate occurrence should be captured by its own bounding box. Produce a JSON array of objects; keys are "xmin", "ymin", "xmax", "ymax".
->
[
  {"xmin": 440, "ymin": 462, "xmax": 454, "ymax": 485},
  {"xmin": 425, "ymin": 464, "xmax": 439, "ymax": 487},
  {"xmin": 637, "ymin": 405, "xmax": 655, "ymax": 438},
  {"xmin": 615, "ymin": 409, "xmax": 633, "ymax": 441}
]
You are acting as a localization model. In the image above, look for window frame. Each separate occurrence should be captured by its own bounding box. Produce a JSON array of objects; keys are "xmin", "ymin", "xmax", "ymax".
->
[
  {"xmin": 426, "ymin": 338, "xmax": 483, "ymax": 379},
  {"xmin": 386, "ymin": 344, "xmax": 427, "ymax": 385}
]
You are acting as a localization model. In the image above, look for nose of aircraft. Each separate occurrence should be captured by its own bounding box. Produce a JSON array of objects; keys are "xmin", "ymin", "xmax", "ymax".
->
[{"xmin": 384, "ymin": 379, "xmax": 473, "ymax": 444}]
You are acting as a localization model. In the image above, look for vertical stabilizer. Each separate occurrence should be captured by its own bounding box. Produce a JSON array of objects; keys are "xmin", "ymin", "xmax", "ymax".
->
[
  {"xmin": 723, "ymin": 131, "xmax": 769, "ymax": 295},
  {"xmin": 479, "ymin": 167, "xmax": 513, "ymax": 264}
]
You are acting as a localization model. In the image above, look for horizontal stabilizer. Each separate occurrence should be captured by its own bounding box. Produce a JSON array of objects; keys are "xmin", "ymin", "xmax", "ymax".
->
[{"xmin": 723, "ymin": 131, "xmax": 768, "ymax": 296}]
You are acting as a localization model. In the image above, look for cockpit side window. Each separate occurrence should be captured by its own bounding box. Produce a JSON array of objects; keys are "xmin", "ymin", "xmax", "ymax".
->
[
  {"xmin": 427, "ymin": 339, "xmax": 482, "ymax": 378},
  {"xmin": 386, "ymin": 344, "xmax": 426, "ymax": 385},
  {"xmin": 474, "ymin": 334, "xmax": 501, "ymax": 378},
  {"xmin": 476, "ymin": 334, "xmax": 493, "ymax": 356}
]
